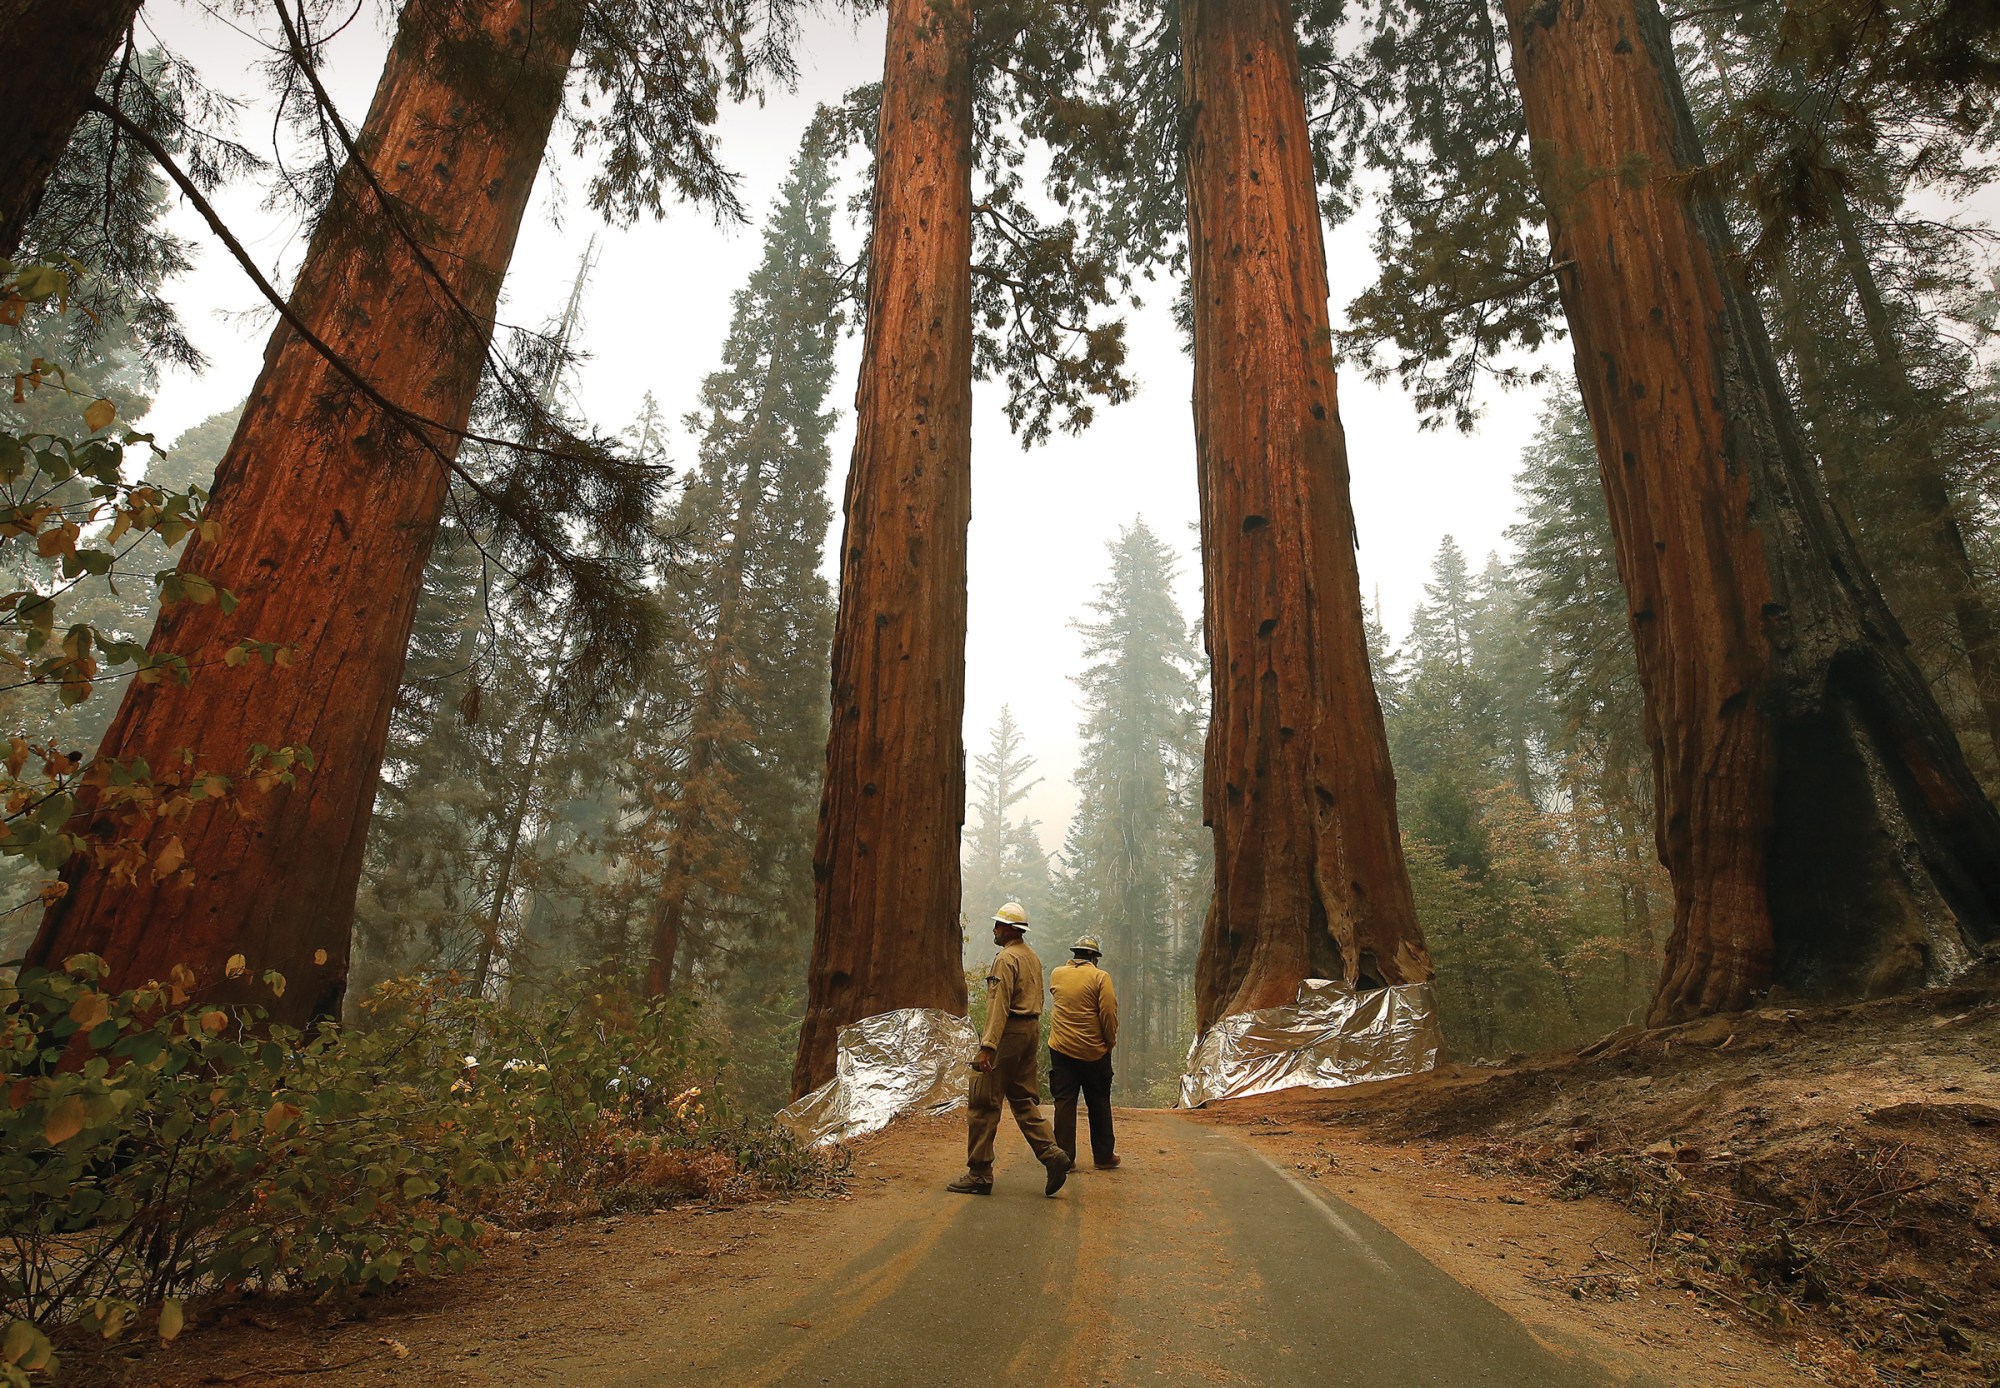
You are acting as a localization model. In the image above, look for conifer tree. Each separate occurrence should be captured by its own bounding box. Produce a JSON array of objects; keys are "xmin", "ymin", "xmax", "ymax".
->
[
  {"xmin": 1506, "ymin": 395, "xmax": 1661, "ymax": 999},
  {"xmin": 1338, "ymin": 0, "xmax": 2000, "ymax": 1020},
  {"xmin": 796, "ymin": 0, "xmax": 1136, "ymax": 1094},
  {"xmin": 961, "ymin": 707, "xmax": 1050, "ymax": 933},
  {"xmin": 28, "ymin": 0, "xmax": 799, "ymax": 1024},
  {"xmin": 0, "ymin": 0, "xmax": 144, "ymax": 256},
  {"xmin": 1499, "ymin": 0, "xmax": 2000, "ymax": 1019},
  {"xmin": 1678, "ymin": 7, "xmax": 2000, "ymax": 779},
  {"xmin": 1177, "ymin": 0, "xmax": 1432, "ymax": 1030},
  {"xmin": 795, "ymin": 0, "xmax": 980, "ymax": 1095},
  {"xmin": 622, "ymin": 129, "xmax": 843, "ymax": 1099},
  {"xmin": 1387, "ymin": 517, "xmax": 1657, "ymax": 1053},
  {"xmin": 1056, "ymin": 520, "xmax": 1205, "ymax": 1091}
]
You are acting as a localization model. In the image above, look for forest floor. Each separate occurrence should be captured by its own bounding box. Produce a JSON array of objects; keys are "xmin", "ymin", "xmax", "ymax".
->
[{"xmin": 80, "ymin": 980, "xmax": 1998, "ymax": 1387}]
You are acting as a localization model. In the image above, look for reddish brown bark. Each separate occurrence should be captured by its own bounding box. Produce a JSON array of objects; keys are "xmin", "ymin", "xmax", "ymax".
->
[
  {"xmin": 26, "ymin": 0, "xmax": 580, "ymax": 1024},
  {"xmin": 1499, "ymin": 0, "xmax": 2000, "ymax": 1021},
  {"xmin": 791, "ymin": 0, "xmax": 973, "ymax": 1095},
  {"xmin": 0, "ymin": 0, "xmax": 142, "ymax": 256},
  {"xmin": 1180, "ymin": 0, "xmax": 1432, "ymax": 1033}
]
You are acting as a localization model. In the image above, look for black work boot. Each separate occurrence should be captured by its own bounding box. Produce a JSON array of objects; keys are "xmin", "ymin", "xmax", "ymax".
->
[
  {"xmin": 946, "ymin": 1173, "xmax": 993, "ymax": 1195},
  {"xmin": 1043, "ymin": 1152, "xmax": 1072, "ymax": 1197}
]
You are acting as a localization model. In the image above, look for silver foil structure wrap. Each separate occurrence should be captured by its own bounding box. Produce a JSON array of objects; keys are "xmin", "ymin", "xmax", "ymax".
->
[
  {"xmin": 776, "ymin": 1007, "xmax": 977, "ymax": 1147},
  {"xmin": 1178, "ymin": 978, "xmax": 1443, "ymax": 1107}
]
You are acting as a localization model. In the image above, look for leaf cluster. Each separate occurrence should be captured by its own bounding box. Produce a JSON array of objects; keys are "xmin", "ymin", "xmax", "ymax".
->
[
  {"xmin": 0, "ymin": 955, "xmax": 836, "ymax": 1377},
  {"xmin": 0, "ymin": 265, "xmax": 311, "ymax": 915}
]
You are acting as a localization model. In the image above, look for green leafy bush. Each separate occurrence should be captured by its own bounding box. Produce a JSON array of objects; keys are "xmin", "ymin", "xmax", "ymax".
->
[{"xmin": 0, "ymin": 957, "xmax": 835, "ymax": 1383}]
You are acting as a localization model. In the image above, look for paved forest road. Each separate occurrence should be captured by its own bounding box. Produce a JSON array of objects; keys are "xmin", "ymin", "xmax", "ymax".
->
[{"xmin": 621, "ymin": 1110, "xmax": 1641, "ymax": 1388}]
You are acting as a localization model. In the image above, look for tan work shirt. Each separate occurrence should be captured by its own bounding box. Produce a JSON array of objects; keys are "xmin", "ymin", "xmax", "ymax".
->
[
  {"xmin": 980, "ymin": 938, "xmax": 1044, "ymax": 1049},
  {"xmin": 1048, "ymin": 959, "xmax": 1118, "ymax": 1061}
]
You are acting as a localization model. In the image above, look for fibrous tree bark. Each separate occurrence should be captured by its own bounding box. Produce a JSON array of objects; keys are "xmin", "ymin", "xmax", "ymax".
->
[
  {"xmin": 27, "ymin": 0, "xmax": 581, "ymax": 1024},
  {"xmin": 792, "ymin": 0, "xmax": 974, "ymax": 1095},
  {"xmin": 1498, "ymin": 0, "xmax": 2000, "ymax": 1021},
  {"xmin": 1179, "ymin": 0, "xmax": 1433, "ymax": 1032},
  {"xmin": 0, "ymin": 0, "xmax": 142, "ymax": 256}
]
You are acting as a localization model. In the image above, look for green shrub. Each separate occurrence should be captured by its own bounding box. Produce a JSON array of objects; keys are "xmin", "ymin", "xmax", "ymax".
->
[{"xmin": 0, "ymin": 957, "xmax": 834, "ymax": 1383}]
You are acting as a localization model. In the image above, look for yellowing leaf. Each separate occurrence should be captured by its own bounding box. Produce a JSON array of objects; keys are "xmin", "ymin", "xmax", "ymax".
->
[
  {"xmin": 3, "ymin": 1318, "xmax": 54, "ymax": 1371},
  {"xmin": 224, "ymin": 953, "xmax": 247, "ymax": 979},
  {"xmin": 157, "ymin": 1298, "xmax": 185, "ymax": 1343},
  {"xmin": 199, "ymin": 1010, "xmax": 228, "ymax": 1035},
  {"xmin": 154, "ymin": 836, "xmax": 184, "ymax": 876},
  {"xmin": 261, "ymin": 1100, "xmax": 300, "ymax": 1135},
  {"xmin": 43, "ymin": 1093, "xmax": 88, "ymax": 1146},
  {"xmin": 84, "ymin": 397, "xmax": 116, "ymax": 433},
  {"xmin": 68, "ymin": 990, "xmax": 109, "ymax": 1029}
]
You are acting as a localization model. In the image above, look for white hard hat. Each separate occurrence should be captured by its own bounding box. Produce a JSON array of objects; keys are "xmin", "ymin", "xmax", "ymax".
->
[{"xmin": 993, "ymin": 901, "xmax": 1029, "ymax": 928}]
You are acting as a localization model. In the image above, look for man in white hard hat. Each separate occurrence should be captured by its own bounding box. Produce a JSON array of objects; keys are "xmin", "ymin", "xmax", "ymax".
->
[
  {"xmin": 1048, "ymin": 935, "xmax": 1119, "ymax": 1170},
  {"xmin": 947, "ymin": 901, "xmax": 1072, "ymax": 1197}
]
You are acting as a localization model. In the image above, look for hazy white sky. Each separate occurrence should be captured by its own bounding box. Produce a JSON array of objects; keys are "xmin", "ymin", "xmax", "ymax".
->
[{"xmin": 142, "ymin": 5, "xmax": 1550, "ymax": 858}]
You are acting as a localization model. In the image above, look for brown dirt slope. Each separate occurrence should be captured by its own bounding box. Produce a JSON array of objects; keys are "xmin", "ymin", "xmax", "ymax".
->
[{"xmin": 1194, "ymin": 980, "xmax": 2000, "ymax": 1388}]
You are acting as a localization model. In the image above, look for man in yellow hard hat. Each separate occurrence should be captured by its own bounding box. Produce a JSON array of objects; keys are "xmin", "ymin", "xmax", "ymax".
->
[
  {"xmin": 1048, "ymin": 934, "xmax": 1119, "ymax": 1170},
  {"xmin": 947, "ymin": 901, "xmax": 1072, "ymax": 1197}
]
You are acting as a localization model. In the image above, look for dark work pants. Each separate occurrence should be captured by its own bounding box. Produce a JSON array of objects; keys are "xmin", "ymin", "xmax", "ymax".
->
[{"xmin": 1048, "ymin": 1046, "xmax": 1115, "ymax": 1165}]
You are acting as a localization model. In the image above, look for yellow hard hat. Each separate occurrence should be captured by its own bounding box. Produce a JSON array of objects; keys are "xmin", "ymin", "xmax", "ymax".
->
[
  {"xmin": 993, "ymin": 901, "xmax": 1030, "ymax": 928},
  {"xmin": 1071, "ymin": 935, "xmax": 1102, "ymax": 957}
]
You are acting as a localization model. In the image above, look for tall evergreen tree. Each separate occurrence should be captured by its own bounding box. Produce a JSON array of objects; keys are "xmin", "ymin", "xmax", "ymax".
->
[
  {"xmin": 1678, "ymin": 7, "xmax": 2000, "ymax": 782},
  {"xmin": 1055, "ymin": 520, "xmax": 1205, "ymax": 1094},
  {"xmin": 1177, "ymin": 0, "xmax": 1434, "ymax": 1030},
  {"xmin": 1500, "ymin": 0, "xmax": 2000, "ymax": 1020},
  {"xmin": 30, "ymin": 0, "xmax": 798, "ymax": 1024},
  {"xmin": 1507, "ymin": 396, "xmax": 1661, "ymax": 999},
  {"xmin": 1336, "ymin": 0, "xmax": 2000, "ymax": 1021},
  {"xmin": 1388, "ymin": 514, "xmax": 1661, "ymax": 1055},
  {"xmin": 354, "ymin": 245, "xmax": 622, "ymax": 1004},
  {"xmin": 795, "ymin": 2, "xmax": 1137, "ymax": 1092},
  {"xmin": 601, "ymin": 127, "xmax": 841, "ymax": 1105},
  {"xmin": 796, "ymin": 0, "xmax": 980, "ymax": 1095},
  {"xmin": 0, "ymin": 0, "xmax": 145, "ymax": 256},
  {"xmin": 961, "ymin": 706, "xmax": 1050, "ymax": 937}
]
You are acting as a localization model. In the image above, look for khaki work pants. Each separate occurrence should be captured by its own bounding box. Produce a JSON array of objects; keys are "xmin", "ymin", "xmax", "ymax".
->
[{"xmin": 967, "ymin": 1016, "xmax": 1060, "ymax": 1178}]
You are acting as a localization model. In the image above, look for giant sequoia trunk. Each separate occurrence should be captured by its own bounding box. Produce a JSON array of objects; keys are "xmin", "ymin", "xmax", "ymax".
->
[
  {"xmin": 1499, "ymin": 0, "xmax": 2000, "ymax": 1020},
  {"xmin": 1180, "ymin": 0, "xmax": 1433, "ymax": 1032},
  {"xmin": 26, "ymin": 0, "xmax": 580, "ymax": 1024},
  {"xmin": 0, "ymin": 0, "xmax": 143, "ymax": 256},
  {"xmin": 790, "ymin": 0, "xmax": 974, "ymax": 1096}
]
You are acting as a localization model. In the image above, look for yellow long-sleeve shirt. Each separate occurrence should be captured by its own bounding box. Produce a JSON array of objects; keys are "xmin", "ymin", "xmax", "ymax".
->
[{"xmin": 1048, "ymin": 960, "xmax": 1118, "ymax": 1061}]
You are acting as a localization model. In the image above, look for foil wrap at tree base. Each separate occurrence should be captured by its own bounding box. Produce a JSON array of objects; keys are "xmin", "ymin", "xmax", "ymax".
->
[
  {"xmin": 776, "ymin": 1007, "xmax": 977, "ymax": 1147},
  {"xmin": 1178, "ymin": 979, "xmax": 1443, "ymax": 1107}
]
